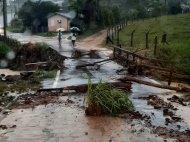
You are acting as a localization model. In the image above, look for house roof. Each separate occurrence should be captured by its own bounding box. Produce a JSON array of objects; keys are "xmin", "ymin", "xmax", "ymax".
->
[
  {"xmin": 181, "ymin": 4, "xmax": 190, "ymax": 9},
  {"xmin": 47, "ymin": 12, "xmax": 72, "ymax": 19}
]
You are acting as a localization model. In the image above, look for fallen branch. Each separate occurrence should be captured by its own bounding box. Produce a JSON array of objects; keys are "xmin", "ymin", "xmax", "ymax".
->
[
  {"xmin": 76, "ymin": 58, "xmax": 115, "ymax": 69},
  {"xmin": 109, "ymin": 77, "xmax": 190, "ymax": 92},
  {"xmin": 37, "ymin": 81, "xmax": 132, "ymax": 92}
]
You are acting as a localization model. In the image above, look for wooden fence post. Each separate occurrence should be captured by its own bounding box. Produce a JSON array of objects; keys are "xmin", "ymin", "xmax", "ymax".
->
[
  {"xmin": 131, "ymin": 30, "xmax": 135, "ymax": 47},
  {"xmin": 36, "ymin": 26, "xmax": 38, "ymax": 33},
  {"xmin": 126, "ymin": 53, "xmax": 129, "ymax": 65},
  {"xmin": 106, "ymin": 28, "xmax": 109, "ymax": 44},
  {"xmin": 146, "ymin": 30, "xmax": 150, "ymax": 49},
  {"xmin": 112, "ymin": 26, "xmax": 114, "ymax": 40},
  {"xmin": 154, "ymin": 35, "xmax": 157, "ymax": 56},
  {"xmin": 168, "ymin": 62, "xmax": 174, "ymax": 86},
  {"xmin": 122, "ymin": 19, "xmax": 123, "ymax": 28},
  {"xmin": 113, "ymin": 48, "xmax": 116, "ymax": 58},
  {"xmin": 117, "ymin": 29, "xmax": 121, "ymax": 45},
  {"xmin": 115, "ymin": 25, "xmax": 116, "ymax": 36}
]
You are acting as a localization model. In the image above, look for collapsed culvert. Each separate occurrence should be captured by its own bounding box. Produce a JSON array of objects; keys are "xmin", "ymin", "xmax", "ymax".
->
[
  {"xmin": 9, "ymin": 43, "xmax": 67, "ymax": 71},
  {"xmin": 71, "ymin": 49, "xmax": 100, "ymax": 59}
]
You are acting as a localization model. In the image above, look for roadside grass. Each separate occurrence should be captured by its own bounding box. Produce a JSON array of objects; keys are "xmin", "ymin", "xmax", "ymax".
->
[
  {"xmin": 0, "ymin": 82, "xmax": 8, "ymax": 95},
  {"xmin": 10, "ymin": 81, "xmax": 40, "ymax": 91},
  {"xmin": 7, "ymin": 27, "xmax": 25, "ymax": 33},
  {"xmin": 36, "ymin": 42, "xmax": 50, "ymax": 51},
  {"xmin": 111, "ymin": 13, "xmax": 190, "ymax": 75},
  {"xmin": 77, "ymin": 29, "xmax": 102, "ymax": 40},
  {"xmin": 0, "ymin": 70, "xmax": 56, "ymax": 94}
]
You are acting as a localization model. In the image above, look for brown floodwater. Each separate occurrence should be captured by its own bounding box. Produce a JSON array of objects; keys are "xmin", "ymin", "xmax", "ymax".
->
[{"xmin": 159, "ymin": 92, "xmax": 190, "ymax": 128}]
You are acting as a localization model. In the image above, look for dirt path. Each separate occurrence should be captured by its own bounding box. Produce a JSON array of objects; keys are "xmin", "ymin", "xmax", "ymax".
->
[{"xmin": 76, "ymin": 29, "xmax": 108, "ymax": 50}]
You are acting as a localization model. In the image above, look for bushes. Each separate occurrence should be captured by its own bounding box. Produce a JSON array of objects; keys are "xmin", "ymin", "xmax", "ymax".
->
[
  {"xmin": 8, "ymin": 19, "xmax": 25, "ymax": 33},
  {"xmin": 0, "ymin": 42, "xmax": 10, "ymax": 56},
  {"xmin": 36, "ymin": 42, "xmax": 50, "ymax": 51}
]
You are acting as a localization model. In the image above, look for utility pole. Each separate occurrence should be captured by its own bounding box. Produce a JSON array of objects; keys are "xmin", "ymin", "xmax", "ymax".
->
[{"xmin": 3, "ymin": 0, "xmax": 7, "ymax": 37}]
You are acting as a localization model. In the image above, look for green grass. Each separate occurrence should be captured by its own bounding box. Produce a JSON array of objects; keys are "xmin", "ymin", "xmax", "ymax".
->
[
  {"xmin": 36, "ymin": 42, "xmax": 50, "ymax": 51},
  {"xmin": 112, "ymin": 14, "xmax": 190, "ymax": 75},
  {"xmin": 0, "ymin": 42, "xmax": 10, "ymax": 56},
  {"xmin": 0, "ymin": 82, "xmax": 8, "ymax": 95},
  {"xmin": 36, "ymin": 32, "xmax": 57, "ymax": 37},
  {"xmin": 7, "ymin": 27, "xmax": 25, "ymax": 33},
  {"xmin": 84, "ymin": 78, "xmax": 134, "ymax": 116},
  {"xmin": 77, "ymin": 29, "xmax": 102, "ymax": 40}
]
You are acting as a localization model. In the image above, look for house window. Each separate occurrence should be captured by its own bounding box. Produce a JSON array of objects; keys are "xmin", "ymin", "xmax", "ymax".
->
[{"xmin": 51, "ymin": 19, "xmax": 54, "ymax": 27}]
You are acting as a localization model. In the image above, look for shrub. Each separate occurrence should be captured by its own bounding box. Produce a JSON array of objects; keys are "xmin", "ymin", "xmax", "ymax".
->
[
  {"xmin": 0, "ymin": 42, "xmax": 10, "ymax": 56},
  {"xmin": 84, "ymin": 78, "xmax": 134, "ymax": 116},
  {"xmin": 36, "ymin": 42, "xmax": 50, "ymax": 51}
]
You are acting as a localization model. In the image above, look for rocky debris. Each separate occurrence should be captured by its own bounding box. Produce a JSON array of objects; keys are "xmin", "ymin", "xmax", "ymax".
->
[
  {"xmin": 5, "ymin": 75, "xmax": 26, "ymax": 82},
  {"xmin": 182, "ymin": 92, "xmax": 190, "ymax": 102},
  {"xmin": 0, "ymin": 96, "xmax": 15, "ymax": 107},
  {"xmin": 20, "ymin": 72, "xmax": 34, "ymax": 78},
  {"xmin": 10, "ymin": 92, "xmax": 67, "ymax": 109},
  {"xmin": 0, "ymin": 125, "xmax": 8, "ymax": 130},
  {"xmin": 139, "ymin": 95, "xmax": 183, "ymax": 126},
  {"xmin": 3, "ymin": 109, "xmax": 12, "ymax": 115},
  {"xmin": 167, "ymin": 95, "xmax": 187, "ymax": 106},
  {"xmin": 152, "ymin": 126, "xmax": 190, "ymax": 142},
  {"xmin": 117, "ymin": 111, "xmax": 152, "ymax": 126},
  {"xmin": 0, "ymin": 125, "xmax": 17, "ymax": 130}
]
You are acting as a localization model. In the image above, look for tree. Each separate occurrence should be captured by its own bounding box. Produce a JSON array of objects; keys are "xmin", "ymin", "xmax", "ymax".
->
[
  {"xmin": 149, "ymin": 0, "xmax": 164, "ymax": 18},
  {"xmin": 62, "ymin": 0, "xmax": 69, "ymax": 12},
  {"xmin": 18, "ymin": 0, "xmax": 60, "ymax": 27},
  {"xmin": 136, "ymin": 4, "xmax": 147, "ymax": 19},
  {"xmin": 167, "ymin": 0, "xmax": 182, "ymax": 14}
]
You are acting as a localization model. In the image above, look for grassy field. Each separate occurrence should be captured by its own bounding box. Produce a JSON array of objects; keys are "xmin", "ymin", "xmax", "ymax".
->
[{"xmin": 113, "ymin": 14, "xmax": 190, "ymax": 75}]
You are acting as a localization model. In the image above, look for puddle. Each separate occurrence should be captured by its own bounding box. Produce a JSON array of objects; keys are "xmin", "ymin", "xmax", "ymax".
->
[
  {"xmin": 159, "ymin": 93, "xmax": 190, "ymax": 128},
  {"xmin": 0, "ymin": 101, "xmax": 171, "ymax": 142},
  {"xmin": 129, "ymin": 82, "xmax": 190, "ymax": 131}
]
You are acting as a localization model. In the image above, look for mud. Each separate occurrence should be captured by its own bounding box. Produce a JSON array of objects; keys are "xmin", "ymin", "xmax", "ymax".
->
[
  {"xmin": 9, "ymin": 92, "xmax": 74, "ymax": 110},
  {"xmin": 139, "ymin": 95, "xmax": 182, "ymax": 125},
  {"xmin": 167, "ymin": 95, "xmax": 187, "ymax": 106},
  {"xmin": 9, "ymin": 43, "xmax": 66, "ymax": 71},
  {"xmin": 153, "ymin": 126, "xmax": 190, "ymax": 142},
  {"xmin": 182, "ymin": 92, "xmax": 190, "ymax": 102}
]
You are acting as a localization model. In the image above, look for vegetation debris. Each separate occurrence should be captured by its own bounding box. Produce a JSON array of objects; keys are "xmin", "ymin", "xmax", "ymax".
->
[{"xmin": 84, "ymin": 78, "xmax": 134, "ymax": 116}]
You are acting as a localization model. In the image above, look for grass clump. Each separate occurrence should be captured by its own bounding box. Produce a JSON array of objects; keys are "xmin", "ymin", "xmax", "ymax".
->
[
  {"xmin": 84, "ymin": 78, "xmax": 134, "ymax": 116},
  {"xmin": 0, "ymin": 42, "xmax": 10, "ymax": 56},
  {"xmin": 36, "ymin": 42, "xmax": 50, "ymax": 51},
  {"xmin": 34, "ymin": 70, "xmax": 56, "ymax": 79},
  {"xmin": 30, "ymin": 70, "xmax": 56, "ymax": 84},
  {"xmin": 0, "ymin": 82, "xmax": 8, "ymax": 94}
]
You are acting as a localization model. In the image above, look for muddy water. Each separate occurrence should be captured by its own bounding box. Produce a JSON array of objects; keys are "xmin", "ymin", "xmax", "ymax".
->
[
  {"xmin": 128, "ymin": 79, "xmax": 190, "ymax": 131},
  {"xmin": 0, "ymin": 95, "xmax": 172, "ymax": 142},
  {"xmin": 159, "ymin": 93, "xmax": 190, "ymax": 128}
]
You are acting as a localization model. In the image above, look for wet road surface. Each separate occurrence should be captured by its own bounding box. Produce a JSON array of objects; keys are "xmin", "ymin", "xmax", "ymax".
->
[{"xmin": 0, "ymin": 32, "xmax": 189, "ymax": 142}]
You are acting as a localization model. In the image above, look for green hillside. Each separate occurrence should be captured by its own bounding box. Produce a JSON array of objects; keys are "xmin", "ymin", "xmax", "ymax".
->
[{"xmin": 116, "ymin": 13, "xmax": 190, "ymax": 75}]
